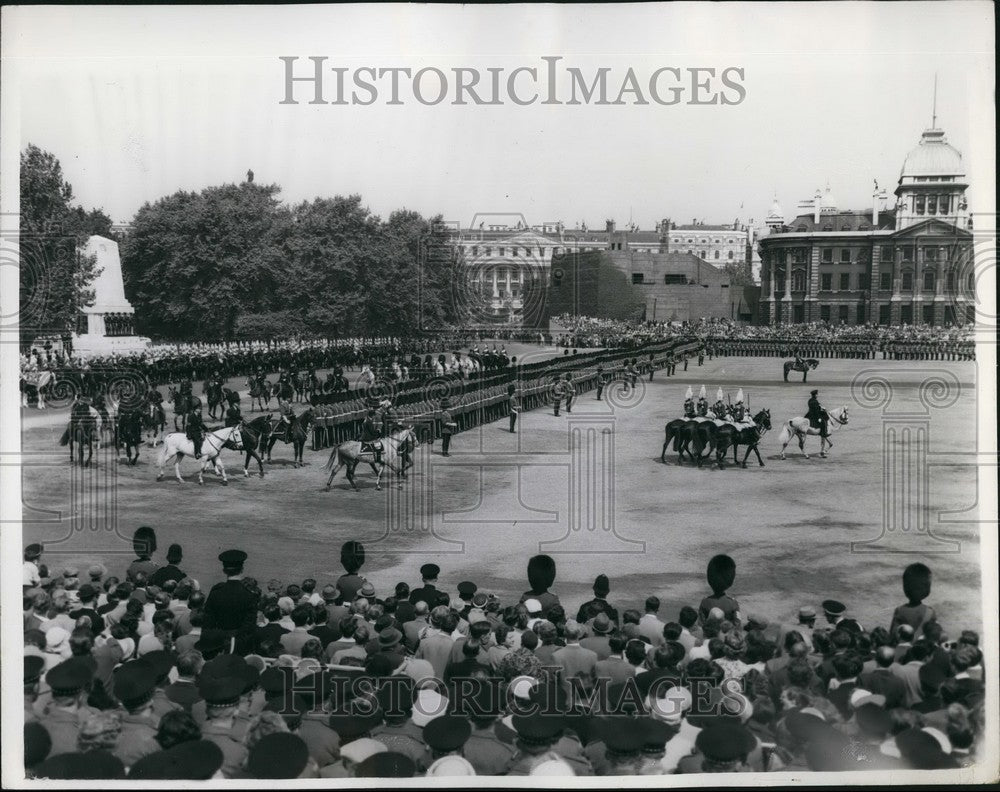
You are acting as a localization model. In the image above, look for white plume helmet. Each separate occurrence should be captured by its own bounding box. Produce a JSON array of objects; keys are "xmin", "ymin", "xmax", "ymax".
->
[
  {"xmin": 716, "ymin": 387, "xmax": 724, "ymax": 402},
  {"xmin": 685, "ymin": 386, "xmax": 693, "ymax": 400},
  {"xmin": 699, "ymin": 385, "xmax": 706, "ymax": 399},
  {"xmin": 736, "ymin": 388, "xmax": 745, "ymax": 403}
]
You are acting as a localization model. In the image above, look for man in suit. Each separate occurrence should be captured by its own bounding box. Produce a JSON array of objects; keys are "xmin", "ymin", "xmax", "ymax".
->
[
  {"xmin": 579, "ymin": 614, "xmax": 614, "ymax": 660},
  {"xmin": 203, "ymin": 549, "xmax": 257, "ymax": 654},
  {"xmin": 593, "ymin": 634, "xmax": 635, "ymax": 687},
  {"xmin": 857, "ymin": 646, "xmax": 907, "ymax": 709},
  {"xmin": 552, "ymin": 621, "xmax": 598, "ymax": 694},
  {"xmin": 637, "ymin": 597, "xmax": 666, "ymax": 647}
]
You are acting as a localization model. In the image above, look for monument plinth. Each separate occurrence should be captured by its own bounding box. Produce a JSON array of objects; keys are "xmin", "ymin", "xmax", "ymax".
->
[{"xmin": 72, "ymin": 235, "xmax": 151, "ymax": 358}]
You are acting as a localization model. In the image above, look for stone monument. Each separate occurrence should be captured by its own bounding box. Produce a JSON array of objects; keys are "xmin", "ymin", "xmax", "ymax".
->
[{"xmin": 71, "ymin": 235, "xmax": 151, "ymax": 358}]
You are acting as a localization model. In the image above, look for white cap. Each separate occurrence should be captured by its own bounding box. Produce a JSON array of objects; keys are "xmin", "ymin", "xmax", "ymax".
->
[
  {"xmin": 339, "ymin": 738, "xmax": 387, "ymax": 764},
  {"xmin": 530, "ymin": 758, "xmax": 576, "ymax": 776},
  {"xmin": 509, "ymin": 675, "xmax": 539, "ymax": 701},
  {"xmin": 426, "ymin": 756, "xmax": 477, "ymax": 776},
  {"xmin": 524, "ymin": 598, "xmax": 542, "ymax": 614},
  {"xmin": 648, "ymin": 686, "xmax": 692, "ymax": 725},
  {"xmin": 411, "ymin": 688, "xmax": 448, "ymax": 727},
  {"xmin": 685, "ymin": 386, "xmax": 693, "ymax": 400}
]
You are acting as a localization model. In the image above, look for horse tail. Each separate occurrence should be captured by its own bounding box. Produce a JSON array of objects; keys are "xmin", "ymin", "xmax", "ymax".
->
[
  {"xmin": 323, "ymin": 445, "xmax": 340, "ymax": 472},
  {"xmin": 777, "ymin": 422, "xmax": 791, "ymax": 447}
]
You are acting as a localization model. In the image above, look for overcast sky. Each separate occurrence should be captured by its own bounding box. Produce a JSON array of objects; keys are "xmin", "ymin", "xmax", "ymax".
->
[{"xmin": 3, "ymin": 3, "xmax": 994, "ymax": 229}]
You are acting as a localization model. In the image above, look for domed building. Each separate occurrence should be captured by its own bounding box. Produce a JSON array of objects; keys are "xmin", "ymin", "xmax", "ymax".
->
[{"xmin": 758, "ymin": 123, "xmax": 974, "ymax": 327}]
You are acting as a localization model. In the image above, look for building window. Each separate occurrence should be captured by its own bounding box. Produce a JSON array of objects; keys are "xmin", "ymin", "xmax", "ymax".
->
[
  {"xmin": 498, "ymin": 247, "xmax": 505, "ymax": 256},
  {"xmin": 485, "ymin": 247, "xmax": 492, "ymax": 256},
  {"xmin": 820, "ymin": 304, "xmax": 831, "ymax": 322},
  {"xmin": 927, "ymin": 195, "xmax": 937, "ymax": 215},
  {"xmin": 880, "ymin": 271, "xmax": 892, "ymax": 291},
  {"xmin": 471, "ymin": 246, "xmax": 479, "ymax": 256},
  {"xmin": 924, "ymin": 247, "xmax": 937, "ymax": 262},
  {"xmin": 838, "ymin": 305, "xmax": 849, "ymax": 322},
  {"xmin": 881, "ymin": 245, "xmax": 894, "ymax": 262},
  {"xmin": 821, "ymin": 273, "xmax": 833, "ymax": 291},
  {"xmin": 632, "ymin": 273, "xmax": 644, "ymax": 284},
  {"xmin": 797, "ymin": 225, "xmax": 808, "ymax": 232},
  {"xmin": 687, "ymin": 249, "xmax": 692, "ymax": 255},
  {"xmin": 922, "ymin": 305, "xmax": 935, "ymax": 325},
  {"xmin": 902, "ymin": 272, "xmax": 913, "ymax": 291},
  {"xmin": 821, "ymin": 248, "xmax": 833, "ymax": 263},
  {"xmin": 792, "ymin": 270, "xmax": 806, "ymax": 292},
  {"xmin": 923, "ymin": 271, "xmax": 935, "ymax": 291},
  {"xmin": 841, "ymin": 249, "xmax": 851, "ymax": 263},
  {"xmin": 858, "ymin": 274, "xmax": 870, "ymax": 290},
  {"xmin": 822, "ymin": 224, "xmax": 833, "ymax": 232},
  {"xmin": 841, "ymin": 224, "xmax": 852, "ymax": 231},
  {"xmin": 728, "ymin": 251, "xmax": 734, "ymax": 260},
  {"xmin": 714, "ymin": 250, "xmax": 720, "ymax": 259},
  {"xmin": 946, "ymin": 271, "xmax": 955, "ymax": 291},
  {"xmin": 687, "ymin": 238, "xmax": 693, "ymax": 243},
  {"xmin": 839, "ymin": 273, "xmax": 851, "ymax": 290},
  {"xmin": 664, "ymin": 274, "xmax": 687, "ymax": 285},
  {"xmin": 915, "ymin": 195, "xmax": 925, "ymax": 215},
  {"xmin": 512, "ymin": 247, "xmax": 518, "ymax": 257}
]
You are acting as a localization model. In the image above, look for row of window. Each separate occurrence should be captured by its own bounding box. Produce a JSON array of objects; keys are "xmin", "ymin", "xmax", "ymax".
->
[
  {"xmin": 776, "ymin": 303, "xmax": 971, "ymax": 326},
  {"xmin": 771, "ymin": 245, "xmax": 958, "ymax": 265},
  {"xmin": 632, "ymin": 274, "xmax": 693, "ymax": 285},
  {"xmin": 912, "ymin": 194, "xmax": 955, "ymax": 216},
  {"xmin": 775, "ymin": 271, "xmax": 972, "ymax": 292}
]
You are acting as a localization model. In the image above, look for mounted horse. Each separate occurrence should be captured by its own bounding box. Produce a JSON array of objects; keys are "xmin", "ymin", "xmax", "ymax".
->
[
  {"xmin": 778, "ymin": 405, "xmax": 850, "ymax": 459},
  {"xmin": 20, "ymin": 370, "xmax": 54, "ymax": 409},
  {"xmin": 323, "ymin": 426, "xmax": 418, "ymax": 492},
  {"xmin": 709, "ymin": 409, "xmax": 772, "ymax": 469},
  {"xmin": 167, "ymin": 385, "xmax": 202, "ymax": 431},
  {"xmin": 661, "ymin": 418, "xmax": 694, "ymax": 464},
  {"xmin": 783, "ymin": 358, "xmax": 819, "ymax": 382},
  {"xmin": 115, "ymin": 408, "xmax": 143, "ymax": 465},
  {"xmin": 59, "ymin": 400, "xmax": 103, "ymax": 467},
  {"xmin": 248, "ymin": 377, "xmax": 274, "ymax": 411},
  {"xmin": 142, "ymin": 399, "xmax": 167, "ymax": 446},
  {"xmin": 266, "ymin": 407, "xmax": 314, "ymax": 467},
  {"xmin": 224, "ymin": 415, "xmax": 272, "ymax": 478},
  {"xmin": 205, "ymin": 380, "xmax": 225, "ymax": 419},
  {"xmin": 156, "ymin": 424, "xmax": 243, "ymax": 485}
]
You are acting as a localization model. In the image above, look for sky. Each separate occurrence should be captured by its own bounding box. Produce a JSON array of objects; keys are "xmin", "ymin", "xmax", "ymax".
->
[{"xmin": 2, "ymin": 3, "xmax": 995, "ymax": 230}]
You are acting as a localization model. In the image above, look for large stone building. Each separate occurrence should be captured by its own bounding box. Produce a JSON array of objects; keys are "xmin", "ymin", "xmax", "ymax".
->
[
  {"xmin": 759, "ymin": 124, "xmax": 975, "ymax": 326},
  {"xmin": 452, "ymin": 216, "xmax": 755, "ymax": 324}
]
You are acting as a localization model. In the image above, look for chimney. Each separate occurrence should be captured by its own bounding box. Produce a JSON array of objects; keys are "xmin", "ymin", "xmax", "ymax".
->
[
  {"xmin": 814, "ymin": 189, "xmax": 822, "ymax": 225},
  {"xmin": 606, "ymin": 219, "xmax": 615, "ymax": 233}
]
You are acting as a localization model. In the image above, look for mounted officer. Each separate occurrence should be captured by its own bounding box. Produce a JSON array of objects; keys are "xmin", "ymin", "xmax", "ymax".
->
[
  {"xmin": 224, "ymin": 399, "xmax": 242, "ymax": 428},
  {"xmin": 186, "ymin": 406, "xmax": 205, "ymax": 459},
  {"xmin": 696, "ymin": 385, "xmax": 709, "ymax": 417},
  {"xmin": 360, "ymin": 407, "xmax": 383, "ymax": 464},
  {"xmin": 711, "ymin": 388, "xmax": 728, "ymax": 420},
  {"xmin": 683, "ymin": 386, "xmax": 696, "ymax": 419},
  {"xmin": 731, "ymin": 389, "xmax": 746, "ymax": 422},
  {"xmin": 807, "ymin": 389, "xmax": 829, "ymax": 437}
]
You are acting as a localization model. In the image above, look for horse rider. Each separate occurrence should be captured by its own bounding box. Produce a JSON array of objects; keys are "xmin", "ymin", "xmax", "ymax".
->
[
  {"xmin": 711, "ymin": 389, "xmax": 728, "ymax": 420},
  {"xmin": 277, "ymin": 397, "xmax": 296, "ymax": 435},
  {"xmin": 360, "ymin": 408, "xmax": 383, "ymax": 464},
  {"xmin": 186, "ymin": 407, "xmax": 205, "ymax": 459},
  {"xmin": 731, "ymin": 389, "xmax": 746, "ymax": 423},
  {"xmin": 224, "ymin": 399, "xmax": 242, "ymax": 428},
  {"xmin": 696, "ymin": 385, "xmax": 709, "ymax": 417},
  {"xmin": 683, "ymin": 386, "xmax": 696, "ymax": 419},
  {"xmin": 794, "ymin": 351, "xmax": 806, "ymax": 371},
  {"xmin": 807, "ymin": 389, "xmax": 829, "ymax": 437}
]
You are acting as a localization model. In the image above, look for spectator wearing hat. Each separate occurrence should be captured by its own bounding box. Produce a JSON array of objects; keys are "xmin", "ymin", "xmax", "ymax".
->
[
  {"xmin": 575, "ymin": 574, "xmax": 619, "ymax": 627},
  {"xmin": 579, "ymin": 613, "xmax": 615, "ymax": 660},
  {"xmin": 110, "ymin": 660, "xmax": 163, "ymax": 767},
  {"xmin": 504, "ymin": 712, "xmax": 564, "ymax": 775},
  {"xmin": 69, "ymin": 584, "xmax": 105, "ymax": 635},
  {"xmin": 24, "ymin": 543, "xmax": 44, "ymax": 590},
  {"xmin": 354, "ymin": 751, "xmax": 417, "ymax": 778},
  {"xmin": 198, "ymin": 676, "xmax": 250, "ymax": 777},
  {"xmin": 700, "ymin": 555, "xmax": 740, "ymax": 624},
  {"xmin": 203, "ymin": 550, "xmax": 256, "ymax": 654},
  {"xmin": 34, "ymin": 749, "xmax": 126, "ymax": 780},
  {"xmin": 321, "ymin": 584, "xmax": 348, "ymax": 627},
  {"xmin": 149, "ymin": 544, "xmax": 186, "ymax": 588},
  {"xmin": 681, "ymin": 720, "xmax": 756, "ymax": 774},
  {"xmin": 858, "ymin": 646, "xmax": 907, "ymax": 709},
  {"xmin": 456, "ymin": 581, "xmax": 477, "ymax": 618},
  {"xmin": 127, "ymin": 526, "xmax": 160, "ymax": 583},
  {"xmin": 129, "ymin": 738, "xmax": 225, "ymax": 780},
  {"xmin": 423, "ymin": 714, "xmax": 472, "ymax": 761},
  {"xmin": 247, "ymin": 732, "xmax": 317, "ymax": 778},
  {"xmin": 87, "ymin": 563, "xmax": 107, "ymax": 586},
  {"xmin": 781, "ymin": 606, "xmax": 816, "ymax": 651},
  {"xmin": 602, "ymin": 717, "xmax": 647, "ymax": 775},
  {"xmin": 24, "ymin": 655, "xmax": 46, "ymax": 722},
  {"xmin": 38, "ymin": 658, "xmax": 95, "ymax": 755},
  {"xmin": 520, "ymin": 555, "xmax": 560, "ymax": 614},
  {"xmin": 409, "ymin": 563, "xmax": 441, "ymax": 610},
  {"xmin": 24, "ymin": 721, "xmax": 52, "ymax": 776},
  {"xmin": 821, "ymin": 598, "xmax": 849, "ymax": 628}
]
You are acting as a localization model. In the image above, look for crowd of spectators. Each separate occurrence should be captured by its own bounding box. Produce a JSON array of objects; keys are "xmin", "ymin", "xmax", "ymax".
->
[{"xmin": 21, "ymin": 531, "xmax": 986, "ymax": 779}]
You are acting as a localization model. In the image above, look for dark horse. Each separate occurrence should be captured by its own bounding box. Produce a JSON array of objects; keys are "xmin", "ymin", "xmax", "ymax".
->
[
  {"xmin": 142, "ymin": 401, "xmax": 167, "ymax": 446},
  {"xmin": 224, "ymin": 414, "xmax": 272, "ymax": 478},
  {"xmin": 708, "ymin": 409, "xmax": 772, "ymax": 469},
  {"xmin": 248, "ymin": 378, "xmax": 274, "ymax": 411},
  {"xmin": 266, "ymin": 408, "xmax": 313, "ymax": 467},
  {"xmin": 59, "ymin": 400, "xmax": 102, "ymax": 467},
  {"xmin": 205, "ymin": 380, "xmax": 224, "ymax": 419},
  {"xmin": 116, "ymin": 409, "xmax": 143, "ymax": 465},
  {"xmin": 167, "ymin": 386, "xmax": 202, "ymax": 431},
  {"xmin": 661, "ymin": 418, "xmax": 694, "ymax": 464},
  {"xmin": 783, "ymin": 358, "xmax": 819, "ymax": 382}
]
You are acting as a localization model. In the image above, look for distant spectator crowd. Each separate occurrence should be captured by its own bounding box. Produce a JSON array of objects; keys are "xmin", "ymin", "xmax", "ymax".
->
[{"xmin": 21, "ymin": 529, "xmax": 986, "ymax": 779}]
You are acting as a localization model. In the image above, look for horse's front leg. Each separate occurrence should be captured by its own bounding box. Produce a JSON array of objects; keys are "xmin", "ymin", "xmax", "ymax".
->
[{"xmin": 800, "ymin": 434, "xmax": 809, "ymax": 460}]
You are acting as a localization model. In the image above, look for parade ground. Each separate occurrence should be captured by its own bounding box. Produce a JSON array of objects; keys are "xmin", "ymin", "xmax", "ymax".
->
[{"xmin": 20, "ymin": 355, "xmax": 983, "ymax": 634}]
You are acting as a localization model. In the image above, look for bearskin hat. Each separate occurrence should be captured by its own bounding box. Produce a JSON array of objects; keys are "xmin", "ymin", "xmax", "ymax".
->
[
  {"xmin": 527, "ymin": 554, "xmax": 556, "ymax": 592},
  {"xmin": 706, "ymin": 554, "xmax": 736, "ymax": 594},
  {"xmin": 340, "ymin": 541, "xmax": 365, "ymax": 574},
  {"xmin": 132, "ymin": 526, "xmax": 157, "ymax": 558},
  {"xmin": 902, "ymin": 562, "xmax": 932, "ymax": 603}
]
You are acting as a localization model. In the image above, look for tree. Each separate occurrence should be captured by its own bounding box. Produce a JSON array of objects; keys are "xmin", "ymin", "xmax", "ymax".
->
[
  {"xmin": 723, "ymin": 260, "xmax": 754, "ymax": 287},
  {"xmin": 19, "ymin": 145, "xmax": 111, "ymax": 339}
]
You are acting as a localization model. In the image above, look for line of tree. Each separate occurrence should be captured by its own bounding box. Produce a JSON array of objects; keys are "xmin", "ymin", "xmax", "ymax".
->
[{"xmin": 120, "ymin": 181, "xmax": 474, "ymax": 341}]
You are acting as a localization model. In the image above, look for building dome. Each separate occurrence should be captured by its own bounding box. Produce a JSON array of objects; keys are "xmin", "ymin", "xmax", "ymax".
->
[
  {"xmin": 766, "ymin": 197, "xmax": 783, "ymax": 222},
  {"xmin": 900, "ymin": 128, "xmax": 963, "ymax": 177}
]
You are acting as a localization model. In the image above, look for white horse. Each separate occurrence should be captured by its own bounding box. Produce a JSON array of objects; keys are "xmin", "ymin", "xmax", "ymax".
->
[
  {"xmin": 156, "ymin": 425, "xmax": 243, "ymax": 485},
  {"xmin": 21, "ymin": 371, "xmax": 53, "ymax": 409},
  {"xmin": 777, "ymin": 405, "xmax": 850, "ymax": 460}
]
